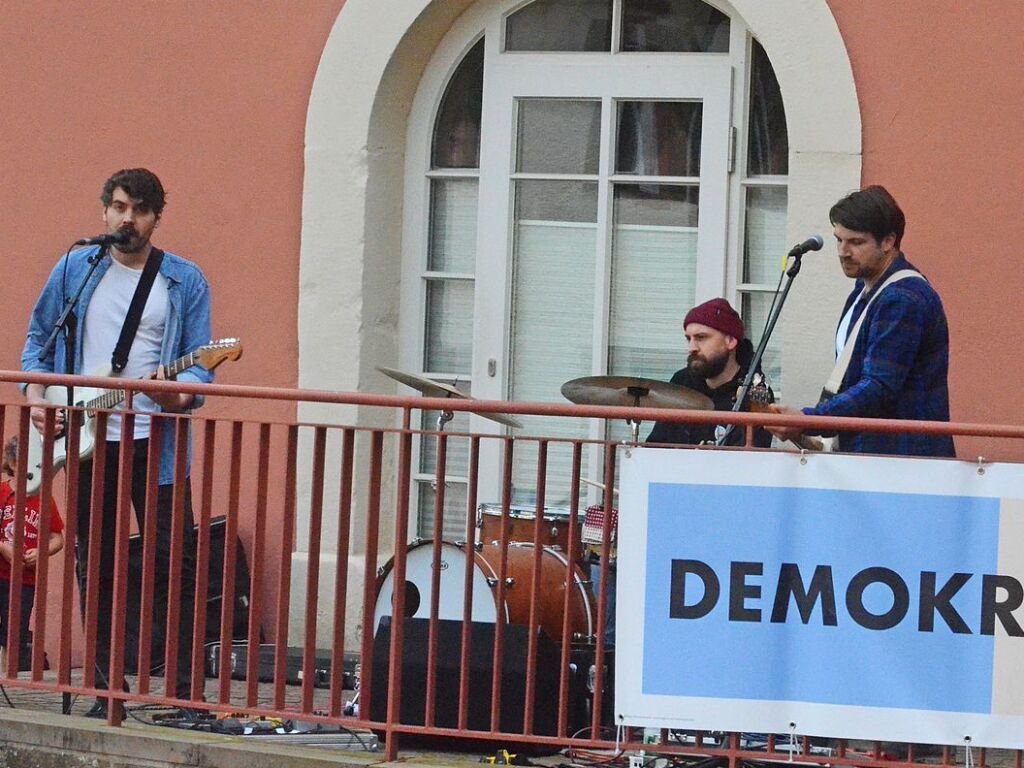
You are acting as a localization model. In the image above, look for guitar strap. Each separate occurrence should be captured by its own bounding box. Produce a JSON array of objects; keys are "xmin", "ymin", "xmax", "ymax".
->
[
  {"xmin": 110, "ymin": 247, "xmax": 165, "ymax": 374},
  {"xmin": 820, "ymin": 269, "xmax": 924, "ymax": 400}
]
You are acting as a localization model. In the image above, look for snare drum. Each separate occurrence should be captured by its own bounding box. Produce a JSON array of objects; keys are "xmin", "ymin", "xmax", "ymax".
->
[
  {"xmin": 374, "ymin": 540, "xmax": 594, "ymax": 645},
  {"xmin": 477, "ymin": 502, "xmax": 583, "ymax": 563}
]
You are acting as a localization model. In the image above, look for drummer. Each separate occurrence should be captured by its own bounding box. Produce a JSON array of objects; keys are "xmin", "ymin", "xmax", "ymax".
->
[{"xmin": 646, "ymin": 297, "xmax": 773, "ymax": 447}]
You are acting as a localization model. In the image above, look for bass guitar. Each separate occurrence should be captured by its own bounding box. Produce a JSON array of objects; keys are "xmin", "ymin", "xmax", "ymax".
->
[{"xmin": 22, "ymin": 338, "xmax": 242, "ymax": 494}]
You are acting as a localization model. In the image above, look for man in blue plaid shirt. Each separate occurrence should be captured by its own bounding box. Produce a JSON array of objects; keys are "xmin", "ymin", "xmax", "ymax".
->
[{"xmin": 770, "ymin": 186, "xmax": 955, "ymax": 457}]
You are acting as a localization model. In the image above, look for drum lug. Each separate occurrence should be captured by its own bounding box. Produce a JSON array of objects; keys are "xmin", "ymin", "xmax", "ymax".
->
[{"xmin": 486, "ymin": 577, "xmax": 516, "ymax": 587}]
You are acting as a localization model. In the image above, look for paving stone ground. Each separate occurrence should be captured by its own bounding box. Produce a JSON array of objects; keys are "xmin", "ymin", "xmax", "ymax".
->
[{"xmin": 1, "ymin": 670, "xmax": 1020, "ymax": 768}]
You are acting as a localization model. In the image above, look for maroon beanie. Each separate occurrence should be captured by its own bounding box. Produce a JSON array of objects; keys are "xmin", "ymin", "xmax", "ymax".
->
[{"xmin": 684, "ymin": 298, "xmax": 744, "ymax": 341}]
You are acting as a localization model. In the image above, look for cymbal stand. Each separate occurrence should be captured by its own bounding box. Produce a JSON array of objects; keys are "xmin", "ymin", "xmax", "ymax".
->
[
  {"xmin": 717, "ymin": 249, "xmax": 807, "ymax": 446},
  {"xmin": 436, "ymin": 408, "xmax": 454, "ymax": 432},
  {"xmin": 626, "ymin": 386, "xmax": 647, "ymax": 444}
]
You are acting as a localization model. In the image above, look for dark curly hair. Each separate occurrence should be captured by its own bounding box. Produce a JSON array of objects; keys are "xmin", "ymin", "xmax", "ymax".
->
[
  {"xmin": 101, "ymin": 168, "xmax": 166, "ymax": 216},
  {"xmin": 829, "ymin": 184, "xmax": 905, "ymax": 249}
]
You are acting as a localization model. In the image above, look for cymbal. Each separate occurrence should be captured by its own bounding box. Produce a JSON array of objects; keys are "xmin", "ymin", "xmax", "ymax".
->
[
  {"xmin": 561, "ymin": 375, "xmax": 713, "ymax": 411},
  {"xmin": 377, "ymin": 366, "xmax": 522, "ymax": 428}
]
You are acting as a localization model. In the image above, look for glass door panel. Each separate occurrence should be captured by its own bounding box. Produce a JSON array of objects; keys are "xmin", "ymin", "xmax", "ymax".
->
[
  {"xmin": 474, "ymin": 55, "xmax": 731, "ymax": 503},
  {"xmin": 509, "ymin": 177, "xmax": 599, "ymax": 503}
]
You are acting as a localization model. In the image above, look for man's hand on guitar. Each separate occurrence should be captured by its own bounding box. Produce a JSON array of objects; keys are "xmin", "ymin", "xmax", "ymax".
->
[
  {"xmin": 25, "ymin": 383, "xmax": 65, "ymax": 435},
  {"xmin": 147, "ymin": 365, "xmax": 195, "ymax": 412},
  {"xmin": 765, "ymin": 403, "xmax": 805, "ymax": 443}
]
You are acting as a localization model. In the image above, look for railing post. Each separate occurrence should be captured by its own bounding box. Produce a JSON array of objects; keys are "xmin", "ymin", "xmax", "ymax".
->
[{"xmin": 384, "ymin": 408, "xmax": 414, "ymax": 761}]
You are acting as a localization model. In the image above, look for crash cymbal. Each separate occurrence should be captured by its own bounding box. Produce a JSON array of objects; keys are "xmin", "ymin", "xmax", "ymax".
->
[
  {"xmin": 561, "ymin": 375, "xmax": 713, "ymax": 411},
  {"xmin": 377, "ymin": 366, "xmax": 522, "ymax": 429}
]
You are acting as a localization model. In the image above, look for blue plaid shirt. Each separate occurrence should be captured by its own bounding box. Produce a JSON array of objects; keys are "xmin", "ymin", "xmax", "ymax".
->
[{"xmin": 803, "ymin": 254, "xmax": 955, "ymax": 457}]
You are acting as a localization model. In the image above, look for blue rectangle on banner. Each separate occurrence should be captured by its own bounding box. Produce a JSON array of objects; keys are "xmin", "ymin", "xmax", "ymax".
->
[{"xmin": 642, "ymin": 483, "xmax": 999, "ymax": 712}]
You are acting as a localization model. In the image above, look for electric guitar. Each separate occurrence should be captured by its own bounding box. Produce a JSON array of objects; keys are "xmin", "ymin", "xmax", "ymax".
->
[
  {"xmin": 746, "ymin": 374, "xmax": 825, "ymax": 452},
  {"xmin": 22, "ymin": 338, "xmax": 242, "ymax": 495}
]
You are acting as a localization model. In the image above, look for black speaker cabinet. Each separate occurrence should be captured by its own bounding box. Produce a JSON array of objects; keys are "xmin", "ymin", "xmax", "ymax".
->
[
  {"xmin": 370, "ymin": 616, "xmax": 582, "ymax": 738},
  {"xmin": 123, "ymin": 515, "xmax": 253, "ymax": 674}
]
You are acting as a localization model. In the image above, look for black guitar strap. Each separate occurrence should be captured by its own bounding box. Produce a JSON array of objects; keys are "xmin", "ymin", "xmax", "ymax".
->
[{"xmin": 110, "ymin": 247, "xmax": 165, "ymax": 374}]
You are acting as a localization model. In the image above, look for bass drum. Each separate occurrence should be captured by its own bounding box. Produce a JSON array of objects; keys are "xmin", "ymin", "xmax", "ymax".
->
[{"xmin": 374, "ymin": 540, "xmax": 594, "ymax": 645}]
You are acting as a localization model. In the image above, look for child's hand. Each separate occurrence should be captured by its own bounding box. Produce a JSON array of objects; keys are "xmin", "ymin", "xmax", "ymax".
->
[{"xmin": 22, "ymin": 547, "xmax": 39, "ymax": 567}]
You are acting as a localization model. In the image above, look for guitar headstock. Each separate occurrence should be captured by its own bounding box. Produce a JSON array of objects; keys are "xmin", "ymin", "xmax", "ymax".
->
[
  {"xmin": 746, "ymin": 373, "xmax": 774, "ymax": 412},
  {"xmin": 196, "ymin": 338, "xmax": 243, "ymax": 371}
]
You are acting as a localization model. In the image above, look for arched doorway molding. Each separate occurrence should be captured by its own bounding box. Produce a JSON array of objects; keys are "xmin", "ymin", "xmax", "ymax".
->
[
  {"xmin": 301, "ymin": 0, "xmax": 860, "ymax": 410},
  {"xmin": 293, "ymin": 0, "xmax": 861, "ymax": 645}
]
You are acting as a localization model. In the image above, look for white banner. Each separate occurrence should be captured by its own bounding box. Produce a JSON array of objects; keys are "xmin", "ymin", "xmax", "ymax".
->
[{"xmin": 617, "ymin": 447, "xmax": 1024, "ymax": 749}]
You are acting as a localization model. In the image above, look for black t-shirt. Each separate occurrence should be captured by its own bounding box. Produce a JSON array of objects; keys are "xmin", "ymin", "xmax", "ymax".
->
[{"xmin": 645, "ymin": 366, "xmax": 773, "ymax": 448}]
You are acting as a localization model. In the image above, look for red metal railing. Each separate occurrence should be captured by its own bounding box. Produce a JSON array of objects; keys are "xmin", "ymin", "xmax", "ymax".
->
[{"xmin": 1, "ymin": 368, "xmax": 1023, "ymax": 768}]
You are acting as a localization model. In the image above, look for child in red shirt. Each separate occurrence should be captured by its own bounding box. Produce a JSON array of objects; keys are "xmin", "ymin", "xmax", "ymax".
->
[{"xmin": 1, "ymin": 435, "xmax": 65, "ymax": 665}]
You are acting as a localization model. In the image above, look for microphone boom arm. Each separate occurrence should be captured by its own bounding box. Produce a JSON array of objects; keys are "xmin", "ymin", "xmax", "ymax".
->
[{"xmin": 717, "ymin": 250, "xmax": 808, "ymax": 446}]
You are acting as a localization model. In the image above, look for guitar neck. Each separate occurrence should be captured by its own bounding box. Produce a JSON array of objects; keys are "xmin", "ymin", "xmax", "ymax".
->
[{"xmin": 85, "ymin": 351, "xmax": 196, "ymax": 411}]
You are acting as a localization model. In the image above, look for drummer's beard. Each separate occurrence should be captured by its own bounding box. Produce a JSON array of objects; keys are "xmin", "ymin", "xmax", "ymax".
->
[{"xmin": 688, "ymin": 348, "xmax": 729, "ymax": 381}]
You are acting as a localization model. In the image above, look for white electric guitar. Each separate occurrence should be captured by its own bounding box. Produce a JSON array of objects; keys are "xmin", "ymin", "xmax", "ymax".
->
[{"xmin": 22, "ymin": 338, "xmax": 242, "ymax": 495}]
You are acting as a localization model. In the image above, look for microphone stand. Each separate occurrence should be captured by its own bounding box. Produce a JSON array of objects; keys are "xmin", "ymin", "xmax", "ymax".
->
[
  {"xmin": 38, "ymin": 244, "xmax": 109, "ymax": 372},
  {"xmin": 717, "ymin": 250, "xmax": 807, "ymax": 446},
  {"xmin": 36, "ymin": 243, "xmax": 109, "ymax": 717}
]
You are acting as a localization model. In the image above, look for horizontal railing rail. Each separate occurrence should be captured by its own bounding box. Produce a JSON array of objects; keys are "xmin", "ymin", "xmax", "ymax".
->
[{"xmin": 0, "ymin": 368, "xmax": 1021, "ymax": 768}]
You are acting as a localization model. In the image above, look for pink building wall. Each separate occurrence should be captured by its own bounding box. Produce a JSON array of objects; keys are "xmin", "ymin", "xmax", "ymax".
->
[{"xmin": 828, "ymin": 0, "xmax": 1024, "ymax": 459}]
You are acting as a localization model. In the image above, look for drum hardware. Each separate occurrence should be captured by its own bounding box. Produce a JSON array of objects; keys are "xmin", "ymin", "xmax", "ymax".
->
[
  {"xmin": 580, "ymin": 476, "xmax": 619, "ymax": 495},
  {"xmin": 377, "ymin": 366, "xmax": 523, "ymax": 429},
  {"xmin": 452, "ymin": 539, "xmax": 483, "ymax": 551},
  {"xmin": 561, "ymin": 375, "xmax": 713, "ymax": 444}
]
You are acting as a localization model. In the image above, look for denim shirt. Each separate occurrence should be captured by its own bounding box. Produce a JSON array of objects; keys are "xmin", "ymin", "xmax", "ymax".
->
[{"xmin": 21, "ymin": 245, "xmax": 214, "ymax": 484}]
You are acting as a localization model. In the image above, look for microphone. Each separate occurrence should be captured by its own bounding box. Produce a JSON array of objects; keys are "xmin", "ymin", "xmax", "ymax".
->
[
  {"xmin": 788, "ymin": 234, "xmax": 824, "ymax": 257},
  {"xmin": 75, "ymin": 229, "xmax": 132, "ymax": 247}
]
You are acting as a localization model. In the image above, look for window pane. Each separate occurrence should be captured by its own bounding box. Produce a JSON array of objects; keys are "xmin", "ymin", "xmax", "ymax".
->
[
  {"xmin": 432, "ymin": 39, "xmax": 484, "ymax": 169},
  {"xmin": 609, "ymin": 184, "xmax": 699, "ymax": 379},
  {"xmin": 616, "ymin": 101, "xmax": 702, "ymax": 176},
  {"xmin": 747, "ymin": 38, "xmax": 788, "ymax": 176},
  {"xmin": 621, "ymin": 0, "xmax": 730, "ymax": 53},
  {"xmin": 517, "ymin": 99, "xmax": 601, "ymax": 175},
  {"xmin": 429, "ymin": 179, "xmax": 478, "ymax": 273},
  {"xmin": 743, "ymin": 186, "xmax": 787, "ymax": 284},
  {"xmin": 505, "ymin": 0, "xmax": 612, "ymax": 52},
  {"xmin": 510, "ymin": 180, "xmax": 598, "ymax": 503},
  {"xmin": 516, "ymin": 179, "xmax": 600, "ymax": 223},
  {"xmin": 416, "ymin": 480, "xmax": 471, "ymax": 541},
  {"xmin": 424, "ymin": 279, "xmax": 474, "ymax": 374},
  {"xmin": 741, "ymin": 291, "xmax": 782, "ymax": 390}
]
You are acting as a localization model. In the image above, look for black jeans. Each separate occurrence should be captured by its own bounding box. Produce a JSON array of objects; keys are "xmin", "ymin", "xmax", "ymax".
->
[
  {"xmin": 76, "ymin": 438, "xmax": 197, "ymax": 700},
  {"xmin": 0, "ymin": 581, "xmax": 35, "ymax": 666}
]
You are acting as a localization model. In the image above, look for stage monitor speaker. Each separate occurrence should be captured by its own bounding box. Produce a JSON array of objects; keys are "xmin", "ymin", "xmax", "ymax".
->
[
  {"xmin": 369, "ymin": 616, "xmax": 581, "ymax": 738},
  {"xmin": 123, "ymin": 515, "xmax": 253, "ymax": 674}
]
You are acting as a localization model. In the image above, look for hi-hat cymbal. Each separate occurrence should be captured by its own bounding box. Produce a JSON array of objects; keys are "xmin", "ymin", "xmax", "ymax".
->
[
  {"xmin": 561, "ymin": 375, "xmax": 713, "ymax": 411},
  {"xmin": 377, "ymin": 366, "xmax": 522, "ymax": 428}
]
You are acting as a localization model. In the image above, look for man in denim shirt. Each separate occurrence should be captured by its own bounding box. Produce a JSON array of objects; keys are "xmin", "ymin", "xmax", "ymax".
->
[
  {"xmin": 770, "ymin": 186, "xmax": 954, "ymax": 457},
  {"xmin": 21, "ymin": 168, "xmax": 213, "ymax": 716}
]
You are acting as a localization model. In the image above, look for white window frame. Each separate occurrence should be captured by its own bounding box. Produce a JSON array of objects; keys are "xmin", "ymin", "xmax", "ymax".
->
[{"xmin": 401, "ymin": 0, "xmax": 790, "ymax": 524}]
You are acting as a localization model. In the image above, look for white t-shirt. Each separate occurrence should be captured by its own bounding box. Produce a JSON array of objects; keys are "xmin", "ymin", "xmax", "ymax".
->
[
  {"xmin": 835, "ymin": 288, "xmax": 865, "ymax": 359},
  {"xmin": 82, "ymin": 257, "xmax": 169, "ymax": 440}
]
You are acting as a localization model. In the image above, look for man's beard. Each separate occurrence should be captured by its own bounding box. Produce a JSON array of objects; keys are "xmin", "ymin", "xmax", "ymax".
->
[
  {"xmin": 115, "ymin": 229, "xmax": 147, "ymax": 254},
  {"xmin": 688, "ymin": 349, "xmax": 729, "ymax": 380}
]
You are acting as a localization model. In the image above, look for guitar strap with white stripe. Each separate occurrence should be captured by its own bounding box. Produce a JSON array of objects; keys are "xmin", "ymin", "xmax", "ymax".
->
[
  {"xmin": 820, "ymin": 269, "xmax": 924, "ymax": 400},
  {"xmin": 814, "ymin": 269, "xmax": 924, "ymax": 452}
]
